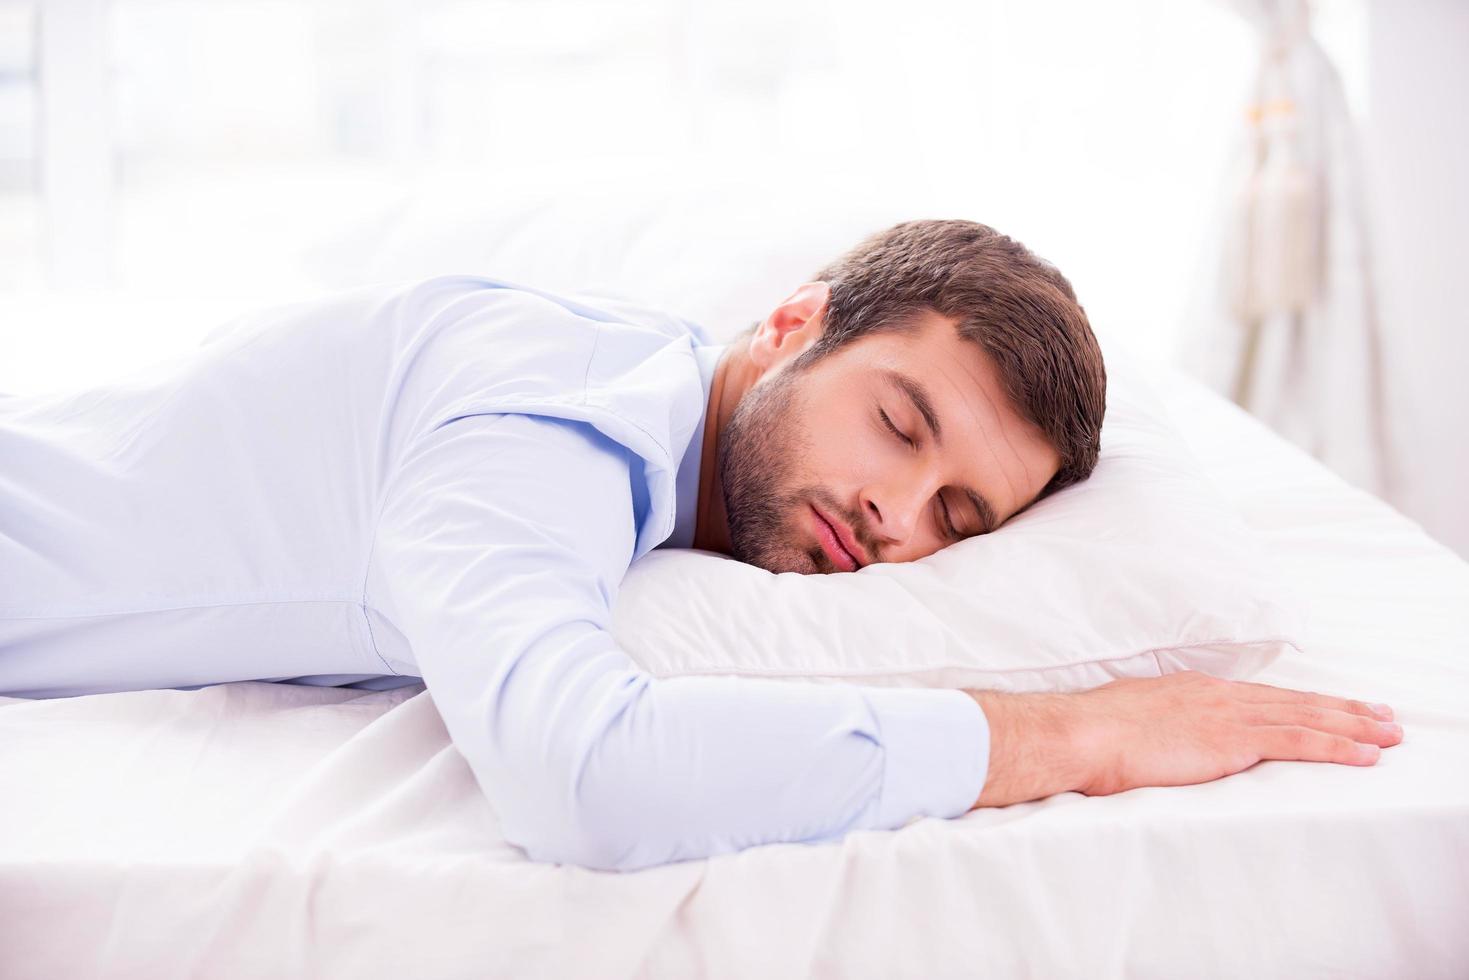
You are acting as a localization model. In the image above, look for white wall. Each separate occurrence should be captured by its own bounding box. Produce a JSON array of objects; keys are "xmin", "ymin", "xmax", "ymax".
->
[{"xmin": 1365, "ymin": 0, "xmax": 1469, "ymax": 559}]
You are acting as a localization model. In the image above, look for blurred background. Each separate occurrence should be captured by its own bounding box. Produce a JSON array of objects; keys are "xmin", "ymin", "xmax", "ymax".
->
[{"xmin": 0, "ymin": 0, "xmax": 1464, "ymax": 559}]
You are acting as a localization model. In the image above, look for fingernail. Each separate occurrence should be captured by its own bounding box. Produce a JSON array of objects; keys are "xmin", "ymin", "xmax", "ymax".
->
[
  {"xmin": 1381, "ymin": 722, "xmax": 1402, "ymax": 736},
  {"xmin": 1358, "ymin": 743, "xmax": 1381, "ymax": 761},
  {"xmin": 1369, "ymin": 703, "xmax": 1393, "ymax": 720}
]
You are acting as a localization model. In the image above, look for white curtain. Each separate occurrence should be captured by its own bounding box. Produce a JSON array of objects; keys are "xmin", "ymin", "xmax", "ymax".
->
[{"xmin": 1182, "ymin": 0, "xmax": 1394, "ymax": 498}]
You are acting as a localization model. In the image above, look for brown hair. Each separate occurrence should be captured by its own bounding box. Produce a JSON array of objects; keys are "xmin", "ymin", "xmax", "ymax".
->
[{"xmin": 759, "ymin": 219, "xmax": 1107, "ymax": 503}]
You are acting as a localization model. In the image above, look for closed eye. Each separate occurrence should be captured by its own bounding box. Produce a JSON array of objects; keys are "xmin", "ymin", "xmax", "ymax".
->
[
  {"xmin": 938, "ymin": 496, "xmax": 960, "ymax": 540},
  {"xmin": 879, "ymin": 407, "xmax": 914, "ymax": 448}
]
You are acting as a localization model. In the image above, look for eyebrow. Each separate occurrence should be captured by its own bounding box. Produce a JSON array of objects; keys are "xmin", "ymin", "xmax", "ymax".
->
[{"xmin": 880, "ymin": 368, "xmax": 1000, "ymax": 535}]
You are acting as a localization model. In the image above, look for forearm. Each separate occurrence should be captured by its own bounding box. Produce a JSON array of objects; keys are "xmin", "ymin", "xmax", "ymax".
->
[
  {"xmin": 964, "ymin": 689, "xmax": 1092, "ymax": 809},
  {"xmin": 572, "ymin": 675, "xmax": 990, "ymax": 872}
]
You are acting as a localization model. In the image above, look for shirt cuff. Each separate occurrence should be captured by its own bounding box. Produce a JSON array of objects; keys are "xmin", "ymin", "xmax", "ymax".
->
[{"xmin": 861, "ymin": 685, "xmax": 991, "ymax": 830}]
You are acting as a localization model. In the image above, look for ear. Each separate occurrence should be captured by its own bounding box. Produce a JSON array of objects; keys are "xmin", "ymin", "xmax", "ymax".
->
[{"xmin": 747, "ymin": 281, "xmax": 830, "ymax": 374}]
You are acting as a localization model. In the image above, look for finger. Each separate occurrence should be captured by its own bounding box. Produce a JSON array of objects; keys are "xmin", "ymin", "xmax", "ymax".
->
[
  {"xmin": 1250, "ymin": 701, "xmax": 1404, "ymax": 748},
  {"xmin": 1256, "ymin": 725, "xmax": 1383, "ymax": 766},
  {"xmin": 1227, "ymin": 680, "xmax": 1393, "ymax": 721}
]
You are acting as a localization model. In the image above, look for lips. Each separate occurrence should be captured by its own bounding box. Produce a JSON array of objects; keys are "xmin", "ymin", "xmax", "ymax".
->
[{"xmin": 812, "ymin": 505, "xmax": 866, "ymax": 571}]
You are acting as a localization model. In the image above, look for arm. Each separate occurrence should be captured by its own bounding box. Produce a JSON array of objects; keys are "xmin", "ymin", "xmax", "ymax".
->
[
  {"xmin": 964, "ymin": 673, "xmax": 1403, "ymax": 809},
  {"xmin": 369, "ymin": 410, "xmax": 992, "ymax": 872}
]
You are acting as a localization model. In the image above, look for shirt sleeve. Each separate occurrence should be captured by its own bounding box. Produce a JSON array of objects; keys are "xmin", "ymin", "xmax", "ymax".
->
[{"xmin": 368, "ymin": 410, "xmax": 991, "ymax": 873}]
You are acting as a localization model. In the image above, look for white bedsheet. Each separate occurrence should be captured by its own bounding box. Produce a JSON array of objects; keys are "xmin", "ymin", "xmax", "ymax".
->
[{"xmin": 2, "ymin": 360, "xmax": 1466, "ymax": 980}]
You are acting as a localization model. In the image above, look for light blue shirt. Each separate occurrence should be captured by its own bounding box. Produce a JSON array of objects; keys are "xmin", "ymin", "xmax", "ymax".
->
[{"xmin": 0, "ymin": 274, "xmax": 991, "ymax": 872}]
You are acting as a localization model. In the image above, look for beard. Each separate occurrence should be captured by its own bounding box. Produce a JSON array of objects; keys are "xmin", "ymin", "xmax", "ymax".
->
[{"xmin": 717, "ymin": 366, "xmax": 844, "ymax": 574}]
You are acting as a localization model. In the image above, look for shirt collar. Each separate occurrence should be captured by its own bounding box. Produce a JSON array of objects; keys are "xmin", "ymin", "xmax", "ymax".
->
[{"xmin": 664, "ymin": 343, "xmax": 727, "ymax": 550}]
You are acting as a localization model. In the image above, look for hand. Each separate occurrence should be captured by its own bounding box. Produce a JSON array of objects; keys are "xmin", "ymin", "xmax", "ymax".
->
[
  {"xmin": 963, "ymin": 670, "xmax": 1404, "ymax": 809},
  {"xmin": 1069, "ymin": 670, "xmax": 1404, "ymax": 798}
]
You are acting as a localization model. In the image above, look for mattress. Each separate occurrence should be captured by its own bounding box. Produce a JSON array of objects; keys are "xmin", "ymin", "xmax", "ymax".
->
[{"xmin": 1, "ymin": 358, "xmax": 1466, "ymax": 980}]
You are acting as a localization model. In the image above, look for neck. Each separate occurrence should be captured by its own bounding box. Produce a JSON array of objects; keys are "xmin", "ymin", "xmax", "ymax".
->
[{"xmin": 692, "ymin": 338, "xmax": 761, "ymax": 555}]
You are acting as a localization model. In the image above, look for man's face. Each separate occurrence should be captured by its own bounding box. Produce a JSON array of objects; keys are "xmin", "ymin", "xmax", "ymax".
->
[{"xmin": 719, "ymin": 308, "xmax": 1062, "ymax": 574}]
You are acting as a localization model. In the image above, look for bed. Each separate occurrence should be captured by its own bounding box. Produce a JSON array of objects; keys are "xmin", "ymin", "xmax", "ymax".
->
[{"xmin": 2, "ymin": 339, "xmax": 1466, "ymax": 978}]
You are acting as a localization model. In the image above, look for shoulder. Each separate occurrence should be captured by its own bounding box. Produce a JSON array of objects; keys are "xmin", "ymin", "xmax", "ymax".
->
[{"xmin": 380, "ymin": 276, "xmax": 707, "ymax": 560}]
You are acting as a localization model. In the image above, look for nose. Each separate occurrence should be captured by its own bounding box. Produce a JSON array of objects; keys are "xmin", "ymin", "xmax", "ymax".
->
[{"xmin": 859, "ymin": 471, "xmax": 937, "ymax": 553}]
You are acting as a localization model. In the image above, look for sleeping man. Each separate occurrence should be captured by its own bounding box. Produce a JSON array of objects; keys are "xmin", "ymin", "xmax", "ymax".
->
[{"xmin": 0, "ymin": 219, "xmax": 1403, "ymax": 872}]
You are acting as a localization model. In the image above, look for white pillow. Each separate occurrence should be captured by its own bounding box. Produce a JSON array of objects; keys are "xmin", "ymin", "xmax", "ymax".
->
[
  {"xmin": 609, "ymin": 342, "xmax": 1304, "ymax": 694},
  {"xmin": 323, "ymin": 169, "xmax": 1304, "ymax": 692}
]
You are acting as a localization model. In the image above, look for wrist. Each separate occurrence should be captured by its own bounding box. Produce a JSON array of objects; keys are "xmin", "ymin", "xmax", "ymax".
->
[{"xmin": 965, "ymin": 689, "xmax": 1092, "ymax": 809}]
